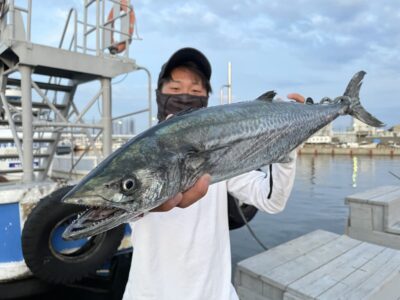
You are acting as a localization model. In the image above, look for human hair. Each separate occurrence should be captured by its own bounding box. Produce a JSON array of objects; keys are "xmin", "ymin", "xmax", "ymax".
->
[{"xmin": 158, "ymin": 61, "xmax": 212, "ymax": 95}]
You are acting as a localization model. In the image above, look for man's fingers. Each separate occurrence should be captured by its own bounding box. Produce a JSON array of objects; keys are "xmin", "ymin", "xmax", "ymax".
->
[
  {"xmin": 287, "ymin": 93, "xmax": 305, "ymax": 103},
  {"xmin": 151, "ymin": 174, "xmax": 211, "ymax": 212},
  {"xmin": 178, "ymin": 174, "xmax": 211, "ymax": 208},
  {"xmin": 151, "ymin": 193, "xmax": 183, "ymax": 212}
]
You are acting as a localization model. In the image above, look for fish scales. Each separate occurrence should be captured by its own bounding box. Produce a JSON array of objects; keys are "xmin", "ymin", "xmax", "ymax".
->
[
  {"xmin": 156, "ymin": 100, "xmax": 345, "ymax": 186},
  {"xmin": 61, "ymin": 71, "xmax": 385, "ymax": 239}
]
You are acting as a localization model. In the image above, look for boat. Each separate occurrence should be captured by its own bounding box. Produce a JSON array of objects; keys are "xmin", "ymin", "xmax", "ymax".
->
[{"xmin": 0, "ymin": 1, "xmax": 152, "ymax": 298}]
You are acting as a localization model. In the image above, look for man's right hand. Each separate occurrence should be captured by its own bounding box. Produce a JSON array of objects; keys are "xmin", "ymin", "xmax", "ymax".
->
[{"xmin": 151, "ymin": 174, "xmax": 211, "ymax": 212}]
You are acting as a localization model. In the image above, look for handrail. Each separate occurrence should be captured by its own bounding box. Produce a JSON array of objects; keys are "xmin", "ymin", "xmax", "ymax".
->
[
  {"xmin": 58, "ymin": 8, "xmax": 78, "ymax": 51},
  {"xmin": 7, "ymin": 0, "xmax": 32, "ymax": 42}
]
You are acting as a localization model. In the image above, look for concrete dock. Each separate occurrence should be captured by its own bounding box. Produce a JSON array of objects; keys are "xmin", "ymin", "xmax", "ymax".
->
[
  {"xmin": 234, "ymin": 186, "xmax": 400, "ymax": 299},
  {"xmin": 235, "ymin": 230, "xmax": 400, "ymax": 300}
]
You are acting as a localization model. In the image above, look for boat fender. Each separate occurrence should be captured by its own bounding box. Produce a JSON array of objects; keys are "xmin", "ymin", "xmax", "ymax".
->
[{"xmin": 21, "ymin": 185, "xmax": 125, "ymax": 284}]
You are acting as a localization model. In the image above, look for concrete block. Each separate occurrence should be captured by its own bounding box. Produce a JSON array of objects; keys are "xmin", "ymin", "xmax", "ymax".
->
[
  {"xmin": 262, "ymin": 282, "xmax": 284, "ymax": 300},
  {"xmin": 241, "ymin": 272, "xmax": 263, "ymax": 295},
  {"xmin": 372, "ymin": 205, "xmax": 384, "ymax": 231},
  {"xmin": 236, "ymin": 286, "xmax": 274, "ymax": 300}
]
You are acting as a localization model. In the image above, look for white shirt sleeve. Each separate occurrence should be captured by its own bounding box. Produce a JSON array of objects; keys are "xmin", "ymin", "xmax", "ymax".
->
[{"xmin": 226, "ymin": 150, "xmax": 297, "ymax": 214}]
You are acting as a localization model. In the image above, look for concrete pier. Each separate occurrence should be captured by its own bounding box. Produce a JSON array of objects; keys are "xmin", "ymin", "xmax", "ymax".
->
[
  {"xmin": 234, "ymin": 186, "xmax": 400, "ymax": 299},
  {"xmin": 234, "ymin": 230, "xmax": 400, "ymax": 300},
  {"xmin": 346, "ymin": 185, "xmax": 400, "ymax": 250},
  {"xmin": 298, "ymin": 145, "xmax": 400, "ymax": 156}
]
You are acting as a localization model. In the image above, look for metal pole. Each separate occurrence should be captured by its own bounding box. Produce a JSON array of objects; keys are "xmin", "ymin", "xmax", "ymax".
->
[
  {"xmin": 9, "ymin": 0, "xmax": 14, "ymax": 39},
  {"xmin": 20, "ymin": 65, "xmax": 33, "ymax": 182},
  {"xmin": 96, "ymin": 0, "xmax": 100, "ymax": 56},
  {"xmin": 74, "ymin": 87, "xmax": 102, "ymax": 123},
  {"xmin": 228, "ymin": 61, "xmax": 232, "ymax": 104},
  {"xmin": 0, "ymin": 91, "xmax": 23, "ymax": 160},
  {"xmin": 137, "ymin": 66, "xmax": 152, "ymax": 128},
  {"xmin": 27, "ymin": 0, "xmax": 32, "ymax": 41},
  {"xmin": 84, "ymin": 0, "xmax": 88, "ymax": 53},
  {"xmin": 101, "ymin": 77, "xmax": 112, "ymax": 156},
  {"xmin": 74, "ymin": 9, "xmax": 77, "ymax": 51},
  {"xmin": 101, "ymin": 0, "xmax": 105, "ymax": 52}
]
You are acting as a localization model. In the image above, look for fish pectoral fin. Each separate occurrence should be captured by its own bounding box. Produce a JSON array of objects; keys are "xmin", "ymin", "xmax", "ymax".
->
[
  {"xmin": 186, "ymin": 155, "xmax": 207, "ymax": 170},
  {"xmin": 185, "ymin": 145, "xmax": 230, "ymax": 170},
  {"xmin": 256, "ymin": 90, "xmax": 276, "ymax": 102}
]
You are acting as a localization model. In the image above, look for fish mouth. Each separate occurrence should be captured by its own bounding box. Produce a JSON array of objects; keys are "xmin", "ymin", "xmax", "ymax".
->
[
  {"xmin": 62, "ymin": 194, "xmax": 144, "ymax": 240},
  {"xmin": 62, "ymin": 206, "xmax": 134, "ymax": 240}
]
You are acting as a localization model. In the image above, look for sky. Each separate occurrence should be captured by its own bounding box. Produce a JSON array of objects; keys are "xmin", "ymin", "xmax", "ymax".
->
[{"xmin": 23, "ymin": 0, "xmax": 400, "ymax": 133}]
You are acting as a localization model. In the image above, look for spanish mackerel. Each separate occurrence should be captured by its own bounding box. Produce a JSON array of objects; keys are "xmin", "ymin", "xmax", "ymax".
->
[{"xmin": 62, "ymin": 71, "xmax": 384, "ymax": 239}]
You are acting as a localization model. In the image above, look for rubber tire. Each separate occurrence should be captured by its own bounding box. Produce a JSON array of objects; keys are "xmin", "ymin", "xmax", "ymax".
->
[
  {"xmin": 228, "ymin": 193, "xmax": 258, "ymax": 230},
  {"xmin": 21, "ymin": 185, "xmax": 125, "ymax": 284}
]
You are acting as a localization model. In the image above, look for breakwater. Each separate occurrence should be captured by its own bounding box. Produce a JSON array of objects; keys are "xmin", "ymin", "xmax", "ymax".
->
[{"xmin": 298, "ymin": 145, "xmax": 400, "ymax": 156}]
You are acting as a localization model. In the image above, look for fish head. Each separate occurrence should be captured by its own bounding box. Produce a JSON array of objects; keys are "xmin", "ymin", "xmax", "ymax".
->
[{"xmin": 61, "ymin": 144, "xmax": 175, "ymax": 240}]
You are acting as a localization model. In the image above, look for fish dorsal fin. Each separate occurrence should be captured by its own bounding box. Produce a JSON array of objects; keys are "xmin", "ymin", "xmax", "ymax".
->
[
  {"xmin": 256, "ymin": 90, "xmax": 276, "ymax": 101},
  {"xmin": 167, "ymin": 107, "xmax": 201, "ymax": 120}
]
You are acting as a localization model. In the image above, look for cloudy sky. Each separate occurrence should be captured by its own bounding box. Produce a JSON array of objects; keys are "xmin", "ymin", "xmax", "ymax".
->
[{"xmin": 28, "ymin": 0, "xmax": 399, "ymax": 132}]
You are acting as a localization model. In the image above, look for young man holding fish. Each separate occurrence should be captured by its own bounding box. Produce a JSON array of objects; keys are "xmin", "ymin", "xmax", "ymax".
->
[{"xmin": 122, "ymin": 47, "xmax": 303, "ymax": 300}]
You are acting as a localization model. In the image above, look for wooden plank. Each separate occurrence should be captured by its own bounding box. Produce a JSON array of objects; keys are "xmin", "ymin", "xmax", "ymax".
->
[
  {"xmin": 370, "ymin": 188, "xmax": 400, "ymax": 203},
  {"xmin": 237, "ymin": 230, "xmax": 339, "ymax": 278},
  {"xmin": 286, "ymin": 242, "xmax": 385, "ymax": 298},
  {"xmin": 349, "ymin": 203, "xmax": 373, "ymax": 230},
  {"xmin": 236, "ymin": 286, "xmax": 274, "ymax": 300},
  {"xmin": 319, "ymin": 247, "xmax": 400, "ymax": 299},
  {"xmin": 346, "ymin": 186, "xmax": 400, "ymax": 205},
  {"xmin": 261, "ymin": 235, "xmax": 361, "ymax": 289},
  {"xmin": 347, "ymin": 227, "xmax": 400, "ymax": 250}
]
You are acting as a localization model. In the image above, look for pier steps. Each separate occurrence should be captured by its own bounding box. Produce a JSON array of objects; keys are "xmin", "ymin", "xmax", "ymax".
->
[
  {"xmin": 346, "ymin": 185, "xmax": 400, "ymax": 250},
  {"xmin": 234, "ymin": 230, "xmax": 400, "ymax": 300}
]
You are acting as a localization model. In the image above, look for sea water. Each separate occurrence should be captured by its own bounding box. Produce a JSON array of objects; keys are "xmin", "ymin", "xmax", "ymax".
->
[{"xmin": 230, "ymin": 154, "xmax": 400, "ymax": 266}]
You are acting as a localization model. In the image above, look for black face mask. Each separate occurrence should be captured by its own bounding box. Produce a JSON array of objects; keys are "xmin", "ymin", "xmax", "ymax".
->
[{"xmin": 156, "ymin": 90, "xmax": 209, "ymax": 122}]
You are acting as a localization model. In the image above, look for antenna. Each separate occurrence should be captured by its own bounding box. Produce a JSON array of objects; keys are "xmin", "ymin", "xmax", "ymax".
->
[{"xmin": 220, "ymin": 61, "xmax": 232, "ymax": 104}]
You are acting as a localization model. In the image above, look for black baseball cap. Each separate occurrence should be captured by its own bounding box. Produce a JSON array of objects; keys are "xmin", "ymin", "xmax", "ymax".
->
[{"xmin": 157, "ymin": 47, "xmax": 212, "ymax": 90}]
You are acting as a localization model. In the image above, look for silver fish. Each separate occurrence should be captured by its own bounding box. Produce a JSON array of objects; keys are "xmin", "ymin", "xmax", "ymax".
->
[{"xmin": 62, "ymin": 71, "xmax": 384, "ymax": 240}]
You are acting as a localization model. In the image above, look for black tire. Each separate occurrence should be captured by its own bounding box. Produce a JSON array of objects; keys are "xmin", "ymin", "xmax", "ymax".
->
[
  {"xmin": 228, "ymin": 193, "xmax": 258, "ymax": 230},
  {"xmin": 21, "ymin": 185, "xmax": 125, "ymax": 284}
]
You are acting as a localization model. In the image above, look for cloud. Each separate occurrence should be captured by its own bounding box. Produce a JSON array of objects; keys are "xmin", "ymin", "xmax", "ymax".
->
[
  {"xmin": 22, "ymin": 1, "xmax": 400, "ymax": 128},
  {"xmin": 135, "ymin": 0, "xmax": 400, "ymax": 70}
]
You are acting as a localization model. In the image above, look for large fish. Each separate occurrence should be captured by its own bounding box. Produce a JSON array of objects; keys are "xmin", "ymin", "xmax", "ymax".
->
[{"xmin": 62, "ymin": 71, "xmax": 384, "ymax": 240}]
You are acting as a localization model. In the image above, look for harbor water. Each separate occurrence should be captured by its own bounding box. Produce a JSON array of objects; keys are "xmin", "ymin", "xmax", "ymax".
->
[{"xmin": 230, "ymin": 154, "xmax": 400, "ymax": 267}]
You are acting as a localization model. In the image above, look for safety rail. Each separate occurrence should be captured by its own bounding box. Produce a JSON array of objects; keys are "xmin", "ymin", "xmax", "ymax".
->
[
  {"xmin": 0, "ymin": 0, "xmax": 138, "ymax": 56},
  {"xmin": 0, "ymin": 0, "xmax": 151, "ymax": 183}
]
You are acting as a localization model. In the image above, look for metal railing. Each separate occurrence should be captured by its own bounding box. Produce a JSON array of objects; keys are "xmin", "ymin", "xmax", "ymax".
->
[{"xmin": 0, "ymin": 0, "xmax": 137, "ymax": 56}]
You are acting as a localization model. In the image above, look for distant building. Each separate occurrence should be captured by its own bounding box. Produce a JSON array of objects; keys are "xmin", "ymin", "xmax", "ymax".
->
[
  {"xmin": 389, "ymin": 124, "xmax": 400, "ymax": 136},
  {"xmin": 306, "ymin": 124, "xmax": 332, "ymax": 144},
  {"xmin": 352, "ymin": 118, "xmax": 377, "ymax": 135}
]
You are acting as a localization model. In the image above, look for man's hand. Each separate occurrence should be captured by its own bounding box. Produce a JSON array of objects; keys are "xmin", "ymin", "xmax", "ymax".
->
[
  {"xmin": 287, "ymin": 93, "xmax": 305, "ymax": 103},
  {"xmin": 151, "ymin": 174, "xmax": 211, "ymax": 212}
]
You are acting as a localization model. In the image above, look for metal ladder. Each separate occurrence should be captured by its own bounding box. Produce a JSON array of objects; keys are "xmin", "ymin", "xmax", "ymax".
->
[{"xmin": 0, "ymin": 0, "xmax": 151, "ymax": 182}]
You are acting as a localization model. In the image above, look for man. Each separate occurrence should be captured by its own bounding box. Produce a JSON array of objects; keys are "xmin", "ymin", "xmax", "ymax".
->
[{"xmin": 123, "ymin": 47, "xmax": 300, "ymax": 300}]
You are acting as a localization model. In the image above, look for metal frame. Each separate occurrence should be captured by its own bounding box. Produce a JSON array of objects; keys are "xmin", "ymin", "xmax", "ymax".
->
[{"xmin": 0, "ymin": 0, "xmax": 152, "ymax": 182}]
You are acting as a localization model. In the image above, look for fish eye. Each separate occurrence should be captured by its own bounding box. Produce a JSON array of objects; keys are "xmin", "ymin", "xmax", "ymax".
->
[{"xmin": 121, "ymin": 178, "xmax": 136, "ymax": 193}]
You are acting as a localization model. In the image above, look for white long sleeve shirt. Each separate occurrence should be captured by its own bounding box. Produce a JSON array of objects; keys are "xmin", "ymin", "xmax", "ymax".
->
[{"xmin": 123, "ymin": 153, "xmax": 297, "ymax": 300}]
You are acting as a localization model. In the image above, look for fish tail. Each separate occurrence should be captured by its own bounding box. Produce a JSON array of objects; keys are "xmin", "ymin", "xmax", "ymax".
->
[{"xmin": 343, "ymin": 71, "xmax": 385, "ymax": 128}]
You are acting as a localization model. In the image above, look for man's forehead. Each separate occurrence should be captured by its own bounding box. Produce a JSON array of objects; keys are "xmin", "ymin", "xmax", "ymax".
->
[
  {"xmin": 170, "ymin": 68, "xmax": 203, "ymax": 84},
  {"xmin": 170, "ymin": 77, "xmax": 202, "ymax": 84}
]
